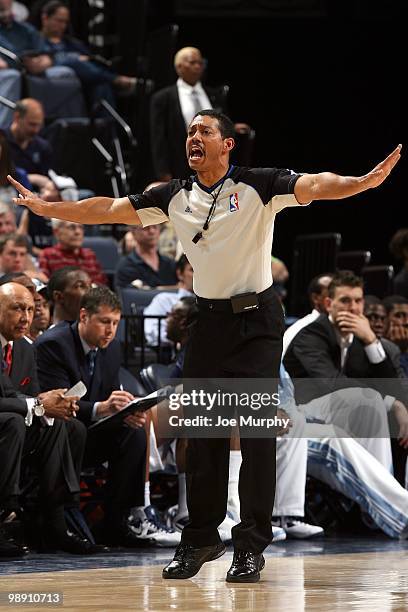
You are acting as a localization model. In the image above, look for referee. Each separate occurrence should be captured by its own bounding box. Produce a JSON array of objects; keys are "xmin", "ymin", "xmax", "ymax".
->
[{"xmin": 8, "ymin": 112, "xmax": 401, "ymax": 583}]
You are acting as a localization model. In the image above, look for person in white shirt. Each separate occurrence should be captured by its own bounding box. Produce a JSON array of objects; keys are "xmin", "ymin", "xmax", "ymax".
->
[
  {"xmin": 282, "ymin": 272, "xmax": 333, "ymax": 357},
  {"xmin": 144, "ymin": 254, "xmax": 193, "ymax": 346}
]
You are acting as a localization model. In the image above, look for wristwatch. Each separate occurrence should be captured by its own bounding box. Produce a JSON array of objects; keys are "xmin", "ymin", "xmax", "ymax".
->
[{"xmin": 33, "ymin": 398, "xmax": 45, "ymax": 417}]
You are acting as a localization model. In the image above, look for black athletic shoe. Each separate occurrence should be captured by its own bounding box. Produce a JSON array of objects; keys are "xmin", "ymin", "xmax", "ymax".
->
[
  {"xmin": 226, "ymin": 550, "xmax": 265, "ymax": 583},
  {"xmin": 162, "ymin": 542, "xmax": 226, "ymax": 579}
]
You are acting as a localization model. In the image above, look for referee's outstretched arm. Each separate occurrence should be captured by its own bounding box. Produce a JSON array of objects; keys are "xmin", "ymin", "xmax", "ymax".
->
[
  {"xmin": 7, "ymin": 143, "xmax": 402, "ymax": 223},
  {"xmin": 294, "ymin": 144, "xmax": 401, "ymax": 204}
]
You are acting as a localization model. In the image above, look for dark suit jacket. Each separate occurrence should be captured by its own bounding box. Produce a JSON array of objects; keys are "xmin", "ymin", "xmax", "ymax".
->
[
  {"xmin": 150, "ymin": 83, "xmax": 225, "ymax": 179},
  {"xmin": 0, "ymin": 337, "xmax": 40, "ymax": 415},
  {"xmin": 0, "ymin": 371, "xmax": 28, "ymax": 416},
  {"xmin": 35, "ymin": 321, "xmax": 121, "ymax": 426},
  {"xmin": 9, "ymin": 337, "xmax": 40, "ymax": 398},
  {"xmin": 283, "ymin": 313, "xmax": 401, "ymax": 404}
]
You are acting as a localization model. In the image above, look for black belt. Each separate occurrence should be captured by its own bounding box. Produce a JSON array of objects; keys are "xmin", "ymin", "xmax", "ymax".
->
[{"xmin": 196, "ymin": 286, "xmax": 276, "ymax": 312}]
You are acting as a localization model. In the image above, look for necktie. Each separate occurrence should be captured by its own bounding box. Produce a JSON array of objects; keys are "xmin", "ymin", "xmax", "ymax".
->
[
  {"xmin": 191, "ymin": 89, "xmax": 202, "ymax": 116},
  {"xmin": 87, "ymin": 349, "xmax": 97, "ymax": 378},
  {"xmin": 3, "ymin": 344, "xmax": 12, "ymax": 376}
]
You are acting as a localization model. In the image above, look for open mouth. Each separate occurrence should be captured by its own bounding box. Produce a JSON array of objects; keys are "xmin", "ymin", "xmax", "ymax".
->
[{"xmin": 189, "ymin": 146, "xmax": 204, "ymax": 161}]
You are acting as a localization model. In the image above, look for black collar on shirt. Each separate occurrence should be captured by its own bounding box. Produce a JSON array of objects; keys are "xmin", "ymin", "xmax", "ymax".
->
[{"xmin": 194, "ymin": 165, "xmax": 234, "ymax": 193}]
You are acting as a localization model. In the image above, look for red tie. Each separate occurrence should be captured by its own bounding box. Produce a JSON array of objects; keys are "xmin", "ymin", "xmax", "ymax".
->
[{"xmin": 4, "ymin": 343, "xmax": 12, "ymax": 376}]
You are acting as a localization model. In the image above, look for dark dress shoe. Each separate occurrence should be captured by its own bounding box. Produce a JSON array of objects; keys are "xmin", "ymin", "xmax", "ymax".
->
[
  {"xmin": 163, "ymin": 542, "xmax": 226, "ymax": 579},
  {"xmin": 226, "ymin": 550, "xmax": 265, "ymax": 583},
  {"xmin": 46, "ymin": 530, "xmax": 110, "ymax": 555},
  {"xmin": 0, "ymin": 530, "xmax": 29, "ymax": 559}
]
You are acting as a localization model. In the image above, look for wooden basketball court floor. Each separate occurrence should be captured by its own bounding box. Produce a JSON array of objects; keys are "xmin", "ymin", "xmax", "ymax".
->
[{"xmin": 1, "ymin": 537, "xmax": 407, "ymax": 611}]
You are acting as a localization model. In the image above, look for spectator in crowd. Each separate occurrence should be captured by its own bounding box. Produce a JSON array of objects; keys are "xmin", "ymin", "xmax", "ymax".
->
[
  {"xmin": 282, "ymin": 272, "xmax": 334, "ymax": 357},
  {"xmin": 38, "ymin": 219, "xmax": 107, "ymax": 285},
  {"xmin": 0, "ymin": 129, "xmax": 31, "ymax": 209},
  {"xmin": 0, "ymin": 281, "xmax": 103, "ymax": 557},
  {"xmin": 0, "ymin": 232, "xmax": 47, "ymax": 281},
  {"xmin": 0, "ymin": 0, "xmax": 83, "ymax": 122},
  {"xmin": 120, "ymin": 182, "xmax": 182, "ymax": 261},
  {"xmin": 5, "ymin": 98, "xmax": 52, "ymax": 187},
  {"xmin": 0, "ymin": 0, "xmax": 53, "ymax": 74},
  {"xmin": 17, "ymin": 177, "xmax": 57, "ymax": 250},
  {"xmin": 365, "ymin": 294, "xmax": 408, "ymax": 489},
  {"xmin": 279, "ymin": 364, "xmax": 408, "ymax": 540},
  {"xmin": 0, "ymin": 269, "xmax": 51, "ymax": 340},
  {"xmin": 38, "ymin": 0, "xmax": 136, "ymax": 111},
  {"xmin": 284, "ymin": 270, "xmax": 408, "ymax": 468},
  {"xmin": 389, "ymin": 228, "xmax": 408, "ymax": 298},
  {"xmin": 383, "ymin": 295, "xmax": 408, "ymax": 377},
  {"xmin": 47, "ymin": 265, "xmax": 91, "ymax": 324},
  {"xmin": 0, "ymin": 200, "xmax": 16, "ymax": 233},
  {"xmin": 29, "ymin": 282, "xmax": 50, "ymax": 340},
  {"xmin": 364, "ymin": 295, "xmax": 388, "ymax": 339},
  {"xmin": 144, "ymin": 254, "xmax": 194, "ymax": 347},
  {"xmin": 10, "ymin": 1, "xmax": 27, "ymax": 22},
  {"xmin": 35, "ymin": 286, "xmax": 179, "ymax": 547},
  {"xmin": 150, "ymin": 46, "xmax": 250, "ymax": 181},
  {"xmin": 0, "ymin": 232, "xmax": 28, "ymax": 274},
  {"xmin": 271, "ymin": 256, "xmax": 289, "ymax": 302},
  {"xmin": 115, "ymin": 223, "xmax": 177, "ymax": 289}
]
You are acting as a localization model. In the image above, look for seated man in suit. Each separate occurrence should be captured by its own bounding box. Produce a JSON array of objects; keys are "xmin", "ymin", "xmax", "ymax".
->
[
  {"xmin": 0, "ymin": 281, "xmax": 102, "ymax": 557},
  {"xmin": 278, "ymin": 365, "xmax": 408, "ymax": 539},
  {"xmin": 282, "ymin": 272, "xmax": 334, "ymax": 357},
  {"xmin": 35, "ymin": 285, "xmax": 177, "ymax": 546},
  {"xmin": 284, "ymin": 270, "xmax": 408, "ymax": 469},
  {"xmin": 150, "ymin": 46, "xmax": 250, "ymax": 181}
]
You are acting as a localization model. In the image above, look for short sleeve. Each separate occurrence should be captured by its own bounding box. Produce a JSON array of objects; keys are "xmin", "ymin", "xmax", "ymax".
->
[
  {"xmin": 237, "ymin": 167, "xmax": 308, "ymax": 213},
  {"xmin": 128, "ymin": 180, "xmax": 184, "ymax": 227}
]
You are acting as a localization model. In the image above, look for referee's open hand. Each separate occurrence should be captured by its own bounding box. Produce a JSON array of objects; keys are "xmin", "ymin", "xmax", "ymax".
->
[{"xmin": 7, "ymin": 174, "xmax": 49, "ymax": 217}]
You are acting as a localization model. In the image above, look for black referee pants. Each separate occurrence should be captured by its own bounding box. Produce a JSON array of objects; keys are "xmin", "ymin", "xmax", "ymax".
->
[{"xmin": 181, "ymin": 286, "xmax": 284, "ymax": 554}]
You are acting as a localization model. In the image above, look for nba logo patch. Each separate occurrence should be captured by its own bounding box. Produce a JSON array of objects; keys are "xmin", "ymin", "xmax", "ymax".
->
[{"xmin": 229, "ymin": 193, "xmax": 239, "ymax": 212}]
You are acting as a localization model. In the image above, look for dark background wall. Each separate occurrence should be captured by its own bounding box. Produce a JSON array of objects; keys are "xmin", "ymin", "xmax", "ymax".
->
[{"xmin": 118, "ymin": 1, "xmax": 405, "ymax": 276}]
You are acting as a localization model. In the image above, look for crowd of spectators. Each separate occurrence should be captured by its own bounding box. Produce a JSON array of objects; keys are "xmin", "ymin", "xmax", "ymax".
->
[{"xmin": 0, "ymin": 1, "xmax": 407, "ymax": 562}]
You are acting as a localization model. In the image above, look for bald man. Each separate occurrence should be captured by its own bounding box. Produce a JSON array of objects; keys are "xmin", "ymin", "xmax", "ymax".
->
[
  {"xmin": 150, "ymin": 46, "xmax": 249, "ymax": 181},
  {"xmin": 0, "ymin": 282, "xmax": 102, "ymax": 556},
  {"xmin": 5, "ymin": 98, "xmax": 53, "ymax": 188}
]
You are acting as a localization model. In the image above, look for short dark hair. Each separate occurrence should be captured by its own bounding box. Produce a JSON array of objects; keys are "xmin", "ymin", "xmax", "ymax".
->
[
  {"xmin": 47, "ymin": 266, "xmax": 82, "ymax": 300},
  {"xmin": 0, "ymin": 233, "xmax": 29, "ymax": 254},
  {"xmin": 191, "ymin": 109, "xmax": 235, "ymax": 139},
  {"xmin": 364, "ymin": 295, "xmax": 382, "ymax": 307},
  {"xmin": 389, "ymin": 229, "xmax": 408, "ymax": 261},
  {"xmin": 80, "ymin": 286, "xmax": 121, "ymax": 316},
  {"xmin": 307, "ymin": 273, "xmax": 334, "ymax": 297},
  {"xmin": 327, "ymin": 270, "xmax": 363, "ymax": 298},
  {"xmin": 41, "ymin": 0, "xmax": 68, "ymax": 18},
  {"xmin": 176, "ymin": 254, "xmax": 190, "ymax": 274},
  {"xmin": 382, "ymin": 295, "xmax": 408, "ymax": 314}
]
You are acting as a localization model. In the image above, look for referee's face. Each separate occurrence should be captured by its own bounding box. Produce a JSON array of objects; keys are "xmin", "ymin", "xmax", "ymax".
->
[{"xmin": 186, "ymin": 115, "xmax": 232, "ymax": 172}]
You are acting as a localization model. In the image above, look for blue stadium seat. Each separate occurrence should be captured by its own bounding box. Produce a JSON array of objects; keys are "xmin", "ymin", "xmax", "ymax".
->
[{"xmin": 83, "ymin": 236, "xmax": 120, "ymax": 277}]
